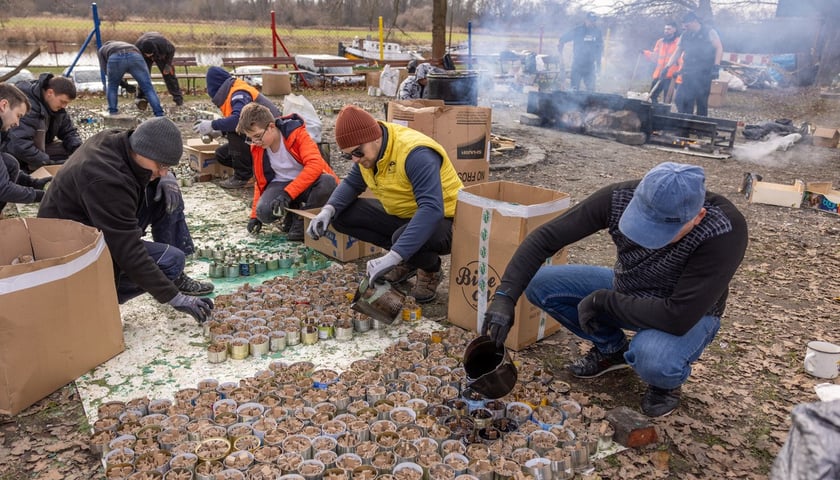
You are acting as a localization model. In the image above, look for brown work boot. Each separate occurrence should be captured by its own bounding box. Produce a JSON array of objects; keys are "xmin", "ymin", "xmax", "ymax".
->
[
  {"xmin": 411, "ymin": 269, "xmax": 442, "ymax": 304},
  {"xmin": 383, "ymin": 262, "xmax": 417, "ymax": 284}
]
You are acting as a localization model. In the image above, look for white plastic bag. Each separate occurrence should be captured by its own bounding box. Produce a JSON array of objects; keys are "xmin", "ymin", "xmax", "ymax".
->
[
  {"xmin": 379, "ymin": 65, "xmax": 401, "ymax": 97},
  {"xmin": 282, "ymin": 93, "xmax": 322, "ymax": 142}
]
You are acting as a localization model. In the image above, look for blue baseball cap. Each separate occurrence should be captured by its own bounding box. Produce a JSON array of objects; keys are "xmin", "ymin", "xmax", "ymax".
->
[{"xmin": 618, "ymin": 162, "xmax": 706, "ymax": 249}]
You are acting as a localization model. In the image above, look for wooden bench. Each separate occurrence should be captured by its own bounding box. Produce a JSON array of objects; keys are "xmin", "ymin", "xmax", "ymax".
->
[
  {"xmin": 148, "ymin": 56, "xmax": 202, "ymax": 95},
  {"xmin": 222, "ymin": 56, "xmax": 297, "ymax": 69}
]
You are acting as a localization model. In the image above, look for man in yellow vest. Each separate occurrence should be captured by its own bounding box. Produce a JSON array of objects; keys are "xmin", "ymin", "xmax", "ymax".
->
[
  {"xmin": 306, "ymin": 105, "xmax": 464, "ymax": 303},
  {"xmin": 194, "ymin": 66, "xmax": 281, "ymax": 189}
]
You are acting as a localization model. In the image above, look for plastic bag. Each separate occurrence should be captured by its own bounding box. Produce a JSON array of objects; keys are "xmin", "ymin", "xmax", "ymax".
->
[
  {"xmin": 282, "ymin": 93, "xmax": 322, "ymax": 142},
  {"xmin": 379, "ymin": 65, "xmax": 401, "ymax": 97}
]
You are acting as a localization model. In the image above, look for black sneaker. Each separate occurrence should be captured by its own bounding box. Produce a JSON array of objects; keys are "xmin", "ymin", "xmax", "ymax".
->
[
  {"xmin": 567, "ymin": 343, "xmax": 630, "ymax": 378},
  {"xmin": 287, "ymin": 216, "xmax": 305, "ymax": 242},
  {"xmin": 174, "ymin": 272, "xmax": 214, "ymax": 296},
  {"xmin": 641, "ymin": 385, "xmax": 681, "ymax": 417}
]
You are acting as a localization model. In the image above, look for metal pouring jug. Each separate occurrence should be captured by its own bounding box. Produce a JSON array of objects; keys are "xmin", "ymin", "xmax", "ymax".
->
[
  {"xmin": 350, "ymin": 276, "xmax": 405, "ymax": 325},
  {"xmin": 463, "ymin": 335, "xmax": 518, "ymax": 399}
]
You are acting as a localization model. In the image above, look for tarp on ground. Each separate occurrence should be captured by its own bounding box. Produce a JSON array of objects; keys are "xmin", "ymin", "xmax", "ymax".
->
[{"xmin": 771, "ymin": 399, "xmax": 840, "ymax": 479}]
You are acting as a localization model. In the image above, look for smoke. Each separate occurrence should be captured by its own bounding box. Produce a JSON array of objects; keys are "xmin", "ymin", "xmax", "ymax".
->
[{"xmin": 731, "ymin": 133, "xmax": 814, "ymax": 168}]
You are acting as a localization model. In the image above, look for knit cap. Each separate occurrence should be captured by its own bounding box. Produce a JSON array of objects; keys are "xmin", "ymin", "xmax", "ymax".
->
[
  {"xmin": 334, "ymin": 105, "xmax": 382, "ymax": 149},
  {"xmin": 129, "ymin": 117, "xmax": 183, "ymax": 165}
]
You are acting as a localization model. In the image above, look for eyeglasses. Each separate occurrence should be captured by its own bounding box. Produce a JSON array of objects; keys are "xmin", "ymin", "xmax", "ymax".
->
[
  {"xmin": 340, "ymin": 145, "xmax": 365, "ymax": 161},
  {"xmin": 245, "ymin": 123, "xmax": 271, "ymax": 145}
]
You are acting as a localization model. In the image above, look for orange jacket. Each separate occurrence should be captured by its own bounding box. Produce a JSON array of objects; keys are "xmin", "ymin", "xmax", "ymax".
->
[
  {"xmin": 249, "ymin": 114, "xmax": 338, "ymax": 219},
  {"xmin": 644, "ymin": 36, "xmax": 680, "ymax": 79}
]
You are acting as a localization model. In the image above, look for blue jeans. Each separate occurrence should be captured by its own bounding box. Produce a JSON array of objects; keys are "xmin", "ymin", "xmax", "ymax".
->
[
  {"xmin": 107, "ymin": 52, "xmax": 164, "ymax": 116},
  {"xmin": 116, "ymin": 241, "xmax": 184, "ymax": 303},
  {"xmin": 524, "ymin": 264, "xmax": 721, "ymax": 390}
]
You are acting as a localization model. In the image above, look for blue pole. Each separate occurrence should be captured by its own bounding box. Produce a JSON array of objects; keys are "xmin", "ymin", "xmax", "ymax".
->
[
  {"xmin": 92, "ymin": 3, "xmax": 105, "ymax": 87},
  {"xmin": 468, "ymin": 22, "xmax": 472, "ymax": 70}
]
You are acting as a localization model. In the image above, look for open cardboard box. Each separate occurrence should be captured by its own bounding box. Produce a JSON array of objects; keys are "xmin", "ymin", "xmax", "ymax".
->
[
  {"xmin": 387, "ymin": 99, "xmax": 492, "ymax": 186},
  {"xmin": 30, "ymin": 164, "xmax": 62, "ymax": 179},
  {"xmin": 287, "ymin": 208, "xmax": 381, "ymax": 262},
  {"xmin": 0, "ymin": 218, "xmax": 124, "ymax": 415},
  {"xmin": 447, "ymin": 181, "xmax": 571, "ymax": 351},
  {"xmin": 804, "ymin": 182, "xmax": 840, "ymax": 215},
  {"xmin": 184, "ymin": 138, "xmax": 234, "ymax": 181},
  {"xmin": 740, "ymin": 173, "xmax": 805, "ymax": 208}
]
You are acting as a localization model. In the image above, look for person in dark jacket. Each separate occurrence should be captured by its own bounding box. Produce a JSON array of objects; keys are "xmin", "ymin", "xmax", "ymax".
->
[
  {"xmin": 236, "ymin": 102, "xmax": 338, "ymax": 241},
  {"xmin": 38, "ymin": 117, "xmax": 214, "ymax": 324},
  {"xmin": 482, "ymin": 162, "xmax": 748, "ymax": 417},
  {"xmin": 98, "ymin": 40, "xmax": 165, "ymax": 117},
  {"xmin": 7, "ymin": 73, "xmax": 82, "ymax": 172},
  {"xmin": 558, "ymin": 12, "xmax": 604, "ymax": 92},
  {"xmin": 666, "ymin": 12, "xmax": 723, "ymax": 116},
  {"xmin": 195, "ymin": 66, "xmax": 281, "ymax": 189},
  {"xmin": 0, "ymin": 83, "xmax": 50, "ymax": 214},
  {"xmin": 135, "ymin": 32, "xmax": 183, "ymax": 107}
]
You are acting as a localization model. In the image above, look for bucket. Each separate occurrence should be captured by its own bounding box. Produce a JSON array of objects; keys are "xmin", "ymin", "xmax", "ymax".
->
[
  {"xmin": 427, "ymin": 72, "xmax": 479, "ymax": 106},
  {"xmin": 462, "ymin": 336, "xmax": 517, "ymax": 399}
]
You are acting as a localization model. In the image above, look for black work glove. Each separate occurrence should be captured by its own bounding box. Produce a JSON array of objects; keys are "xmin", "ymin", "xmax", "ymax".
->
[
  {"xmin": 578, "ymin": 289, "xmax": 609, "ymax": 335},
  {"xmin": 270, "ymin": 192, "xmax": 292, "ymax": 218},
  {"xmin": 247, "ymin": 218, "xmax": 263, "ymax": 234},
  {"xmin": 33, "ymin": 189, "xmax": 45, "ymax": 202},
  {"xmin": 168, "ymin": 293, "xmax": 214, "ymax": 323},
  {"xmin": 154, "ymin": 172, "xmax": 183, "ymax": 215},
  {"xmin": 481, "ymin": 292, "xmax": 516, "ymax": 349},
  {"xmin": 710, "ymin": 65, "xmax": 720, "ymax": 80},
  {"xmin": 33, "ymin": 176, "xmax": 52, "ymax": 190}
]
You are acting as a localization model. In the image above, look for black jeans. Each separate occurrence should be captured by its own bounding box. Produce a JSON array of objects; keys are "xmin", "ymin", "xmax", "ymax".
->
[
  {"xmin": 215, "ymin": 132, "xmax": 253, "ymax": 180},
  {"xmin": 331, "ymin": 197, "xmax": 453, "ymax": 272}
]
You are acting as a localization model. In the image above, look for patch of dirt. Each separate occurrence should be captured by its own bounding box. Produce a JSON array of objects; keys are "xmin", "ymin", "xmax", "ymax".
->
[{"xmin": 2, "ymin": 86, "xmax": 839, "ymax": 479}]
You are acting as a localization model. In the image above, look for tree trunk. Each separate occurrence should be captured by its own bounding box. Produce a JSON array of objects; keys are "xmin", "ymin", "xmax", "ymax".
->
[{"xmin": 432, "ymin": 0, "xmax": 447, "ymax": 62}]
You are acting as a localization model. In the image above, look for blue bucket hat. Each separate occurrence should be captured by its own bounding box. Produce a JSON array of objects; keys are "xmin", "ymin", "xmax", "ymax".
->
[{"xmin": 618, "ymin": 162, "xmax": 706, "ymax": 249}]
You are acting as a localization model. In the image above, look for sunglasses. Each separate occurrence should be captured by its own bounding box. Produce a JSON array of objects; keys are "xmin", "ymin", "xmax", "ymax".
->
[
  {"xmin": 245, "ymin": 123, "xmax": 271, "ymax": 145},
  {"xmin": 340, "ymin": 146, "xmax": 365, "ymax": 161}
]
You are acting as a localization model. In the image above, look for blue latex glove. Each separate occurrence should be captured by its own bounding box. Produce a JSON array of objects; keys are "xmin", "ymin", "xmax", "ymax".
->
[
  {"xmin": 169, "ymin": 293, "xmax": 214, "ymax": 323},
  {"xmin": 154, "ymin": 172, "xmax": 183, "ymax": 215},
  {"xmin": 307, "ymin": 205, "xmax": 334, "ymax": 240},
  {"xmin": 193, "ymin": 120, "xmax": 215, "ymax": 136},
  {"xmin": 481, "ymin": 292, "xmax": 515, "ymax": 349},
  {"xmin": 366, "ymin": 250, "xmax": 403, "ymax": 284}
]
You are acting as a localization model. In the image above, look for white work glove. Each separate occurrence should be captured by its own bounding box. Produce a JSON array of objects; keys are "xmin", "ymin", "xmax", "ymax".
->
[
  {"xmin": 154, "ymin": 172, "xmax": 183, "ymax": 215},
  {"xmin": 307, "ymin": 205, "xmax": 335, "ymax": 240},
  {"xmin": 193, "ymin": 120, "xmax": 215, "ymax": 136},
  {"xmin": 366, "ymin": 250, "xmax": 403, "ymax": 284}
]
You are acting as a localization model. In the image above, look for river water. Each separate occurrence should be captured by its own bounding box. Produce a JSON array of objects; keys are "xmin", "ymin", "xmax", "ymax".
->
[{"xmin": 2, "ymin": 47, "xmax": 285, "ymax": 69}]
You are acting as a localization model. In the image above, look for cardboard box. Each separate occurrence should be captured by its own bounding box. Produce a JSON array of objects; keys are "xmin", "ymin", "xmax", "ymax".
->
[
  {"xmin": 184, "ymin": 138, "xmax": 234, "ymax": 181},
  {"xmin": 0, "ymin": 218, "xmax": 124, "ymax": 415},
  {"xmin": 708, "ymin": 80, "xmax": 728, "ymax": 108},
  {"xmin": 739, "ymin": 173, "xmax": 805, "ymax": 208},
  {"xmin": 811, "ymin": 127, "xmax": 840, "ymax": 148},
  {"xmin": 287, "ymin": 208, "xmax": 382, "ymax": 262},
  {"xmin": 447, "ymin": 181, "xmax": 571, "ymax": 351},
  {"xmin": 804, "ymin": 182, "xmax": 840, "ymax": 215},
  {"xmin": 30, "ymin": 165, "xmax": 62, "ymax": 179},
  {"xmin": 365, "ymin": 70, "xmax": 382, "ymax": 88},
  {"xmin": 387, "ymin": 100, "xmax": 491, "ymax": 186},
  {"xmin": 262, "ymin": 70, "xmax": 292, "ymax": 96}
]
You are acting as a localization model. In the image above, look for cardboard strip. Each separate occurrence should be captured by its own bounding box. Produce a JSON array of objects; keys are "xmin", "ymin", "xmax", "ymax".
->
[
  {"xmin": 0, "ymin": 235, "xmax": 106, "ymax": 294},
  {"xmin": 458, "ymin": 190, "xmax": 571, "ymax": 218},
  {"xmin": 476, "ymin": 207, "xmax": 492, "ymax": 334}
]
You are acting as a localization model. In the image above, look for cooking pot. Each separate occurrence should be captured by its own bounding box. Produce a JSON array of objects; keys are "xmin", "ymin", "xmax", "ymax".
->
[{"xmin": 463, "ymin": 336, "xmax": 517, "ymax": 399}]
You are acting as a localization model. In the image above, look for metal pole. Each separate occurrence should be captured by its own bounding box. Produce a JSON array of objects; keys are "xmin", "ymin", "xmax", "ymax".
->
[
  {"xmin": 92, "ymin": 3, "xmax": 104, "ymax": 87},
  {"xmin": 272, "ymin": 11, "xmax": 278, "ymax": 59},
  {"xmin": 379, "ymin": 17, "xmax": 384, "ymax": 62}
]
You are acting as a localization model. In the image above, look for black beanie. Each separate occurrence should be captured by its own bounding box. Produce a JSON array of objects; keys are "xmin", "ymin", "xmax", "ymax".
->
[{"xmin": 129, "ymin": 117, "xmax": 183, "ymax": 166}]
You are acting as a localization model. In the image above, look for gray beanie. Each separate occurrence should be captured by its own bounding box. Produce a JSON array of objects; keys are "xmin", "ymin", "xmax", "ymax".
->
[{"xmin": 129, "ymin": 117, "xmax": 183, "ymax": 166}]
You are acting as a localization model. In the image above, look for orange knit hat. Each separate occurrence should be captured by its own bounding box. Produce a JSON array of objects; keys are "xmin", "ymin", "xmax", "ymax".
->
[{"xmin": 335, "ymin": 105, "xmax": 382, "ymax": 149}]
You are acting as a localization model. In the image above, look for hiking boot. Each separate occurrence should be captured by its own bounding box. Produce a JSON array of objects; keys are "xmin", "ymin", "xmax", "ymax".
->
[
  {"xmin": 641, "ymin": 385, "xmax": 681, "ymax": 417},
  {"xmin": 135, "ymin": 98, "xmax": 148, "ymax": 111},
  {"xmin": 567, "ymin": 343, "xmax": 630, "ymax": 378},
  {"xmin": 174, "ymin": 272, "xmax": 214, "ymax": 296},
  {"xmin": 286, "ymin": 216, "xmax": 305, "ymax": 242},
  {"xmin": 219, "ymin": 177, "xmax": 249, "ymax": 189},
  {"xmin": 411, "ymin": 269, "xmax": 442, "ymax": 304},
  {"xmin": 383, "ymin": 262, "xmax": 417, "ymax": 284}
]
